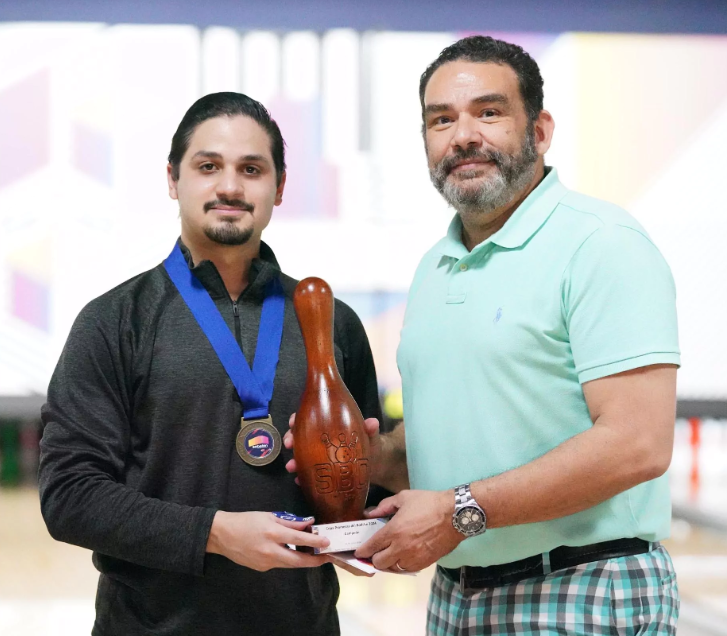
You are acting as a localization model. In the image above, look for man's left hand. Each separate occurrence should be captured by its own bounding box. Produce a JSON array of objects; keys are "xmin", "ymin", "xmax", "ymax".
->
[{"xmin": 354, "ymin": 489, "xmax": 463, "ymax": 572}]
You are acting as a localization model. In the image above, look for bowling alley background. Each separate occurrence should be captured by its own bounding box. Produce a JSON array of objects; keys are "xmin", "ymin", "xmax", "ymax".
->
[{"xmin": 1, "ymin": 3, "xmax": 727, "ymax": 635}]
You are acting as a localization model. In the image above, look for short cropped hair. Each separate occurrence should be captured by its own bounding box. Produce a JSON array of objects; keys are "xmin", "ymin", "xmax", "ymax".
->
[
  {"xmin": 419, "ymin": 36, "xmax": 544, "ymax": 123},
  {"xmin": 168, "ymin": 92, "xmax": 286, "ymax": 184}
]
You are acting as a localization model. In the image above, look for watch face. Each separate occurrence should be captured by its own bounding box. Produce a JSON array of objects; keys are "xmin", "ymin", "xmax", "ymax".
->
[{"xmin": 453, "ymin": 506, "xmax": 486, "ymax": 536}]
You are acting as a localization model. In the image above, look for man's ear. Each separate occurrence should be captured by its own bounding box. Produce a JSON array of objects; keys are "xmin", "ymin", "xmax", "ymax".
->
[
  {"xmin": 274, "ymin": 171, "xmax": 287, "ymax": 206},
  {"xmin": 167, "ymin": 163, "xmax": 179, "ymax": 200},
  {"xmin": 534, "ymin": 110, "xmax": 555, "ymax": 156}
]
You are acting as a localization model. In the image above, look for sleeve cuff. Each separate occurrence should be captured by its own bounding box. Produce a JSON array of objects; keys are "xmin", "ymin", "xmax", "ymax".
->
[
  {"xmin": 189, "ymin": 507, "xmax": 218, "ymax": 577},
  {"xmin": 578, "ymin": 351, "xmax": 681, "ymax": 384}
]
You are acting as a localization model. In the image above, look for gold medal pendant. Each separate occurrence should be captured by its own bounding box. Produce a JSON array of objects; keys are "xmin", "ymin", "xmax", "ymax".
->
[{"xmin": 236, "ymin": 416, "xmax": 281, "ymax": 466}]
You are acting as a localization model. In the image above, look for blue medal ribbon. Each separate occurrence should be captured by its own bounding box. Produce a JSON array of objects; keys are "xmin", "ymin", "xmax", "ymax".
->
[{"xmin": 164, "ymin": 242, "xmax": 284, "ymax": 420}]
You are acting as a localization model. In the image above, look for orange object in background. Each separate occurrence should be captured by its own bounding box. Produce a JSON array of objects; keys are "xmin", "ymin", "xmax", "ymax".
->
[{"xmin": 688, "ymin": 417, "xmax": 701, "ymax": 502}]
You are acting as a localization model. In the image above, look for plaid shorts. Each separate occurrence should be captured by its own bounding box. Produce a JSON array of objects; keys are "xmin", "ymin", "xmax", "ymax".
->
[{"xmin": 427, "ymin": 543, "xmax": 679, "ymax": 635}]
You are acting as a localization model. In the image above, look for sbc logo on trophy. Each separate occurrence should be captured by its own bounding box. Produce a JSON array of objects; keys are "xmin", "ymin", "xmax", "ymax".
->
[{"xmin": 314, "ymin": 432, "xmax": 369, "ymax": 499}]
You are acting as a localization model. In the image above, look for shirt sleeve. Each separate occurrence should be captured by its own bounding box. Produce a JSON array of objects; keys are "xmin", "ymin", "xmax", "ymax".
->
[
  {"xmin": 38, "ymin": 301, "xmax": 216, "ymax": 577},
  {"xmin": 561, "ymin": 224, "xmax": 680, "ymax": 384}
]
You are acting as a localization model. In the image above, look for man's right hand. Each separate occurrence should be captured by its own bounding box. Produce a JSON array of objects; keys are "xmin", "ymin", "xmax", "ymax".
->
[
  {"xmin": 206, "ymin": 511, "xmax": 331, "ymax": 571},
  {"xmin": 283, "ymin": 413, "xmax": 382, "ymax": 483}
]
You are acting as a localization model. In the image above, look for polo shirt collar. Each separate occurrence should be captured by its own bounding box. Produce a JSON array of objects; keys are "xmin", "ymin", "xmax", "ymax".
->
[{"xmin": 437, "ymin": 167, "xmax": 567, "ymax": 258}]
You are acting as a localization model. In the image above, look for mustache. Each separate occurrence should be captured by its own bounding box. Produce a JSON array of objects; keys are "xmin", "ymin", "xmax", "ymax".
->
[
  {"xmin": 203, "ymin": 198, "xmax": 255, "ymax": 213},
  {"xmin": 438, "ymin": 147, "xmax": 504, "ymax": 176}
]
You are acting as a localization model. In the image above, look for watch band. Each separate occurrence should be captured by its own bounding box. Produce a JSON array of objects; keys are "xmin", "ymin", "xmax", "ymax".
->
[{"xmin": 455, "ymin": 483, "xmax": 477, "ymax": 509}]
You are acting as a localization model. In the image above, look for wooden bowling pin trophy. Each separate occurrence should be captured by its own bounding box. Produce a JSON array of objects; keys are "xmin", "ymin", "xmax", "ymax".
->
[{"xmin": 293, "ymin": 278, "xmax": 384, "ymax": 553}]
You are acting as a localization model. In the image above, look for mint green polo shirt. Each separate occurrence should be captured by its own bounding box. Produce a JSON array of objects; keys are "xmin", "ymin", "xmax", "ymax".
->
[{"xmin": 397, "ymin": 168, "xmax": 680, "ymax": 569}]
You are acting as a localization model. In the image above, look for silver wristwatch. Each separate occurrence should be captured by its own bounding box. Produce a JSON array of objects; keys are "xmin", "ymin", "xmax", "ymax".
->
[{"xmin": 452, "ymin": 484, "xmax": 487, "ymax": 537}]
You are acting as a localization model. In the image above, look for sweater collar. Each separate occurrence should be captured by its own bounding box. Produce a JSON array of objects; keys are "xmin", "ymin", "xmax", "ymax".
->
[{"xmin": 177, "ymin": 238, "xmax": 281, "ymax": 301}]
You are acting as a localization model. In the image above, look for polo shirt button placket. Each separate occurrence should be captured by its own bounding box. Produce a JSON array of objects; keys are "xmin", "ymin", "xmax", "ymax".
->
[{"xmin": 446, "ymin": 259, "xmax": 469, "ymax": 304}]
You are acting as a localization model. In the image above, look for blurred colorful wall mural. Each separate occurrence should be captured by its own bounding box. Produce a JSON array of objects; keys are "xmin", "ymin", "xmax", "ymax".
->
[{"xmin": 1, "ymin": 24, "xmax": 726, "ymax": 396}]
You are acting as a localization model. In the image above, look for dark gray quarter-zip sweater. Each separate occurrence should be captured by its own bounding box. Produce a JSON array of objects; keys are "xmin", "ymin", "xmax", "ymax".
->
[{"xmin": 38, "ymin": 240, "xmax": 382, "ymax": 635}]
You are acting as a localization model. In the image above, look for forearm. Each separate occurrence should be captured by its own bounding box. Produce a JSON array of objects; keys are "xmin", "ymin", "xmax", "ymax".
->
[
  {"xmin": 39, "ymin": 442, "xmax": 216, "ymax": 575},
  {"xmin": 470, "ymin": 415, "xmax": 672, "ymax": 529},
  {"xmin": 371, "ymin": 422, "xmax": 409, "ymax": 493}
]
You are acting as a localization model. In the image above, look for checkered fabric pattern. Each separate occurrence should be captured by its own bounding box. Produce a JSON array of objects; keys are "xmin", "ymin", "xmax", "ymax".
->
[{"xmin": 427, "ymin": 544, "xmax": 679, "ymax": 635}]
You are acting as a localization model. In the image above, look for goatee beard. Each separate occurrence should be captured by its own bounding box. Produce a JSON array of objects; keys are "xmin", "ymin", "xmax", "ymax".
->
[
  {"xmin": 204, "ymin": 223, "xmax": 254, "ymax": 246},
  {"xmin": 429, "ymin": 125, "xmax": 538, "ymax": 217},
  {"xmin": 202, "ymin": 196, "xmax": 255, "ymax": 246}
]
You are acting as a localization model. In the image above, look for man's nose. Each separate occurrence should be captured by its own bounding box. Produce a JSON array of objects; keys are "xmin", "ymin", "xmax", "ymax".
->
[
  {"xmin": 451, "ymin": 113, "xmax": 482, "ymax": 151},
  {"xmin": 216, "ymin": 167, "xmax": 244, "ymax": 198}
]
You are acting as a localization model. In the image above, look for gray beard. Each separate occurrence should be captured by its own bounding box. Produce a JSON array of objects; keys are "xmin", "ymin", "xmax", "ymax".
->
[
  {"xmin": 430, "ymin": 126, "xmax": 538, "ymax": 219},
  {"xmin": 204, "ymin": 222, "xmax": 254, "ymax": 246}
]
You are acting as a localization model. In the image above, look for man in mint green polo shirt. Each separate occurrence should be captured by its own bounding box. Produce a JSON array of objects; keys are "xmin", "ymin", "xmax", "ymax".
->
[{"xmin": 356, "ymin": 36, "xmax": 680, "ymax": 635}]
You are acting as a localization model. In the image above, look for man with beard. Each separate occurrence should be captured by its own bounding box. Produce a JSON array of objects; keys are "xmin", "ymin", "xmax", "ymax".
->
[
  {"xmin": 38, "ymin": 92, "xmax": 381, "ymax": 635},
  {"xmin": 355, "ymin": 36, "xmax": 680, "ymax": 635}
]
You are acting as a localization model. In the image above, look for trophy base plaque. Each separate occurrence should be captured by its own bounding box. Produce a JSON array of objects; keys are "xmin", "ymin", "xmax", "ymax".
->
[
  {"xmin": 309, "ymin": 518, "xmax": 389, "ymax": 554},
  {"xmin": 329, "ymin": 551, "xmax": 417, "ymax": 576}
]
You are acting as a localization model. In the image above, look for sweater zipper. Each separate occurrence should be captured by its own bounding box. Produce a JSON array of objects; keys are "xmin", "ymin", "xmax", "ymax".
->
[{"xmin": 232, "ymin": 301, "xmax": 242, "ymax": 348}]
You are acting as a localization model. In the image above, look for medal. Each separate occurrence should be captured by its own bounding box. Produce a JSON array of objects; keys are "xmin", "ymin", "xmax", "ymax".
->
[
  {"xmin": 237, "ymin": 416, "xmax": 281, "ymax": 466},
  {"xmin": 165, "ymin": 242, "xmax": 285, "ymax": 467}
]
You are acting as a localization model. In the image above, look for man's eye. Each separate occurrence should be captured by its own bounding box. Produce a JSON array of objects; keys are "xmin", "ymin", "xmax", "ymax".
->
[
  {"xmin": 481, "ymin": 109, "xmax": 498, "ymax": 118},
  {"xmin": 200, "ymin": 163, "xmax": 216, "ymax": 171},
  {"xmin": 244, "ymin": 166, "xmax": 260, "ymax": 174},
  {"xmin": 434, "ymin": 116, "xmax": 452, "ymax": 125}
]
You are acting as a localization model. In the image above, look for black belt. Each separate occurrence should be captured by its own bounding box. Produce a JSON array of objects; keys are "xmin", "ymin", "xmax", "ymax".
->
[{"xmin": 440, "ymin": 538, "xmax": 650, "ymax": 594}]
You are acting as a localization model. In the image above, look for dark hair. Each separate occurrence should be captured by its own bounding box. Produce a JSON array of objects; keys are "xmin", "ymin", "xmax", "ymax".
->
[
  {"xmin": 168, "ymin": 92, "xmax": 286, "ymax": 184},
  {"xmin": 419, "ymin": 36, "xmax": 544, "ymax": 123}
]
